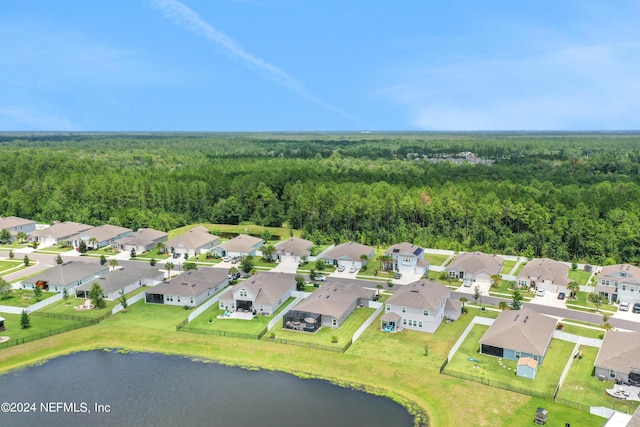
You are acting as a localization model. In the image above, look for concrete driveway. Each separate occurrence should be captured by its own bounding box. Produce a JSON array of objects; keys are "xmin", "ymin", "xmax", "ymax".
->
[
  {"xmin": 528, "ymin": 290, "xmax": 567, "ymax": 308},
  {"xmin": 456, "ymin": 281, "xmax": 491, "ymax": 296},
  {"xmin": 271, "ymin": 261, "xmax": 298, "ymax": 274}
]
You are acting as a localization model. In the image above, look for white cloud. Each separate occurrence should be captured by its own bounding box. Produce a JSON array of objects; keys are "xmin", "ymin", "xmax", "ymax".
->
[{"xmin": 151, "ymin": 0, "xmax": 361, "ymax": 124}]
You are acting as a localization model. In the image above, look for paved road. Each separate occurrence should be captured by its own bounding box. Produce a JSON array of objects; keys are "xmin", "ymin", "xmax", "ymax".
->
[{"xmin": 1, "ymin": 251, "xmax": 101, "ymax": 285}]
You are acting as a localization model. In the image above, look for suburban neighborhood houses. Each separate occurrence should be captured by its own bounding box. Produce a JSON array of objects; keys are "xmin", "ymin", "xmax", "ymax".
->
[{"xmin": 2, "ymin": 216, "xmax": 640, "ymax": 426}]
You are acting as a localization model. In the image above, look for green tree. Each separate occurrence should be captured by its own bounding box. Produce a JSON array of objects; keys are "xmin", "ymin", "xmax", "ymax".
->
[
  {"xmin": 130, "ymin": 248, "xmax": 137, "ymax": 258},
  {"xmin": 183, "ymin": 261, "xmax": 198, "ymax": 271},
  {"xmin": 8, "ymin": 249, "xmax": 14, "ymax": 260},
  {"xmin": 459, "ymin": 297, "xmax": 468, "ymax": 307},
  {"xmin": 155, "ymin": 241, "xmax": 166, "ymax": 254},
  {"xmin": 295, "ymin": 275, "xmax": 306, "ymax": 291},
  {"xmin": 473, "ymin": 285, "xmax": 481, "ymax": 304},
  {"xmin": 99, "ymin": 254, "xmax": 107, "ymax": 265},
  {"xmin": 261, "ymin": 230, "xmax": 272, "ymax": 242},
  {"xmin": 567, "ymin": 281, "xmax": 580, "ymax": 299},
  {"xmin": 118, "ymin": 289, "xmax": 128, "ymax": 310},
  {"xmin": 78, "ymin": 240, "xmax": 88, "ymax": 254},
  {"xmin": 0, "ymin": 278, "xmax": 11, "ymax": 300},
  {"xmin": 88, "ymin": 282, "xmax": 106, "ymax": 309},
  {"xmin": 376, "ymin": 283, "xmax": 383, "ymax": 296},
  {"xmin": 240, "ymin": 256, "xmax": 254, "ymax": 274},
  {"xmin": 315, "ymin": 259, "xmax": 325, "ymax": 271},
  {"xmin": 55, "ymin": 254, "xmax": 64, "ymax": 265},
  {"xmin": 23, "ymin": 255, "xmax": 30, "ymax": 266},
  {"xmin": 0, "ymin": 228, "xmax": 11, "ymax": 243},
  {"xmin": 511, "ymin": 290, "xmax": 523, "ymax": 310},
  {"xmin": 109, "ymin": 259, "xmax": 119, "ymax": 271},
  {"xmin": 498, "ymin": 301, "xmax": 509, "ymax": 310},
  {"xmin": 309, "ymin": 268, "xmax": 316, "ymax": 281},
  {"xmin": 33, "ymin": 286, "xmax": 42, "ymax": 302},
  {"xmin": 588, "ymin": 292, "xmax": 606, "ymax": 312},
  {"xmin": 490, "ymin": 274, "xmax": 501, "ymax": 288},
  {"xmin": 88, "ymin": 237, "xmax": 98, "ymax": 249},
  {"xmin": 261, "ymin": 244, "xmax": 276, "ymax": 262},
  {"xmin": 20, "ymin": 310, "xmax": 31, "ymax": 329},
  {"xmin": 15, "ymin": 231, "xmax": 28, "ymax": 243},
  {"xmin": 165, "ymin": 262, "xmax": 174, "ymax": 280},
  {"xmin": 63, "ymin": 288, "xmax": 69, "ymax": 301},
  {"xmin": 150, "ymin": 258, "xmax": 157, "ymax": 267}
]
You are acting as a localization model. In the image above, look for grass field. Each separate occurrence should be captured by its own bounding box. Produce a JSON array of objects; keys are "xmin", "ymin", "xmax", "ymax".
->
[
  {"xmin": 40, "ymin": 294, "xmax": 118, "ymax": 319},
  {"xmin": 568, "ymin": 269, "xmax": 593, "ymax": 286},
  {"xmin": 501, "ymin": 259, "xmax": 517, "ymax": 274},
  {"xmin": 0, "ymin": 259, "xmax": 23, "ymax": 274},
  {"xmin": 0, "ymin": 311, "xmax": 84, "ymax": 343},
  {"xmin": 423, "ymin": 253, "xmax": 450, "ymax": 266},
  {"xmin": 0, "ymin": 289, "xmax": 57, "ymax": 307}
]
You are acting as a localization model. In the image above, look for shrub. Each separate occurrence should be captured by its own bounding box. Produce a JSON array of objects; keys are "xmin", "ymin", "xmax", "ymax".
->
[{"xmin": 331, "ymin": 336, "xmax": 338, "ymax": 343}]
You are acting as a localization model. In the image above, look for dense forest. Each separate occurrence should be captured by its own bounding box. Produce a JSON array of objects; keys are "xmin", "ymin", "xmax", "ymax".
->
[{"xmin": 2, "ymin": 132, "xmax": 640, "ymax": 265}]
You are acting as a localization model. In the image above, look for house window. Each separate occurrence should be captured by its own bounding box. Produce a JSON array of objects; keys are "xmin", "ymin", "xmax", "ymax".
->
[
  {"xmin": 402, "ymin": 319, "xmax": 407, "ymax": 325},
  {"xmin": 515, "ymin": 351, "xmax": 521, "ymax": 359},
  {"xmin": 448, "ymin": 271, "xmax": 456, "ymax": 278},
  {"xmin": 177, "ymin": 296, "xmax": 181, "ymax": 303},
  {"xmin": 631, "ymin": 286, "xmax": 635, "ymax": 292},
  {"xmin": 401, "ymin": 257, "xmax": 412, "ymax": 265},
  {"xmin": 190, "ymin": 297, "xmax": 194, "ymax": 304},
  {"xmin": 423, "ymin": 309, "xmax": 429, "ymax": 316},
  {"xmin": 533, "ymin": 355, "xmax": 539, "ymax": 361},
  {"xmin": 259, "ymin": 305, "xmax": 263, "ymax": 312},
  {"xmin": 386, "ymin": 304, "xmax": 390, "ymax": 311},
  {"xmin": 401, "ymin": 306, "xmax": 406, "ymax": 313},
  {"xmin": 418, "ymin": 321, "xmax": 422, "ymax": 328},
  {"xmin": 610, "ymin": 370, "xmax": 616, "ymax": 378},
  {"xmin": 622, "ymin": 285, "xmax": 627, "ymax": 291},
  {"xmin": 605, "ymin": 281, "xmax": 609, "ymax": 286},
  {"xmin": 240, "ymin": 289, "xmax": 247, "ymax": 298},
  {"xmin": 332, "ymin": 319, "xmax": 337, "ymax": 327}
]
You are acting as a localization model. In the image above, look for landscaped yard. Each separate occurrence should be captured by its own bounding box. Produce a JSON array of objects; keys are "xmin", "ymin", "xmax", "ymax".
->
[
  {"xmin": 187, "ymin": 296, "xmax": 296, "ymax": 336},
  {"xmin": 558, "ymin": 322, "xmax": 605, "ymax": 339},
  {"xmin": 39, "ymin": 293, "xmax": 118, "ymax": 319},
  {"xmin": 444, "ymin": 324, "xmax": 575, "ymax": 399},
  {"xmin": 557, "ymin": 344, "xmax": 640, "ymax": 414},
  {"xmin": 266, "ymin": 306, "xmax": 376, "ymax": 348},
  {"xmin": 512, "ymin": 261, "xmax": 527, "ymax": 276},
  {"xmin": 423, "ymin": 253, "xmax": 450, "ymax": 267},
  {"xmin": 0, "ymin": 311, "xmax": 84, "ymax": 343},
  {"xmin": 0, "ymin": 259, "xmax": 23, "ymax": 275},
  {"xmin": 0, "ymin": 289, "xmax": 57, "ymax": 307},
  {"xmin": 500, "ymin": 259, "xmax": 517, "ymax": 275},
  {"xmin": 568, "ymin": 269, "xmax": 593, "ymax": 286},
  {"xmin": 567, "ymin": 291, "xmax": 617, "ymax": 313}
]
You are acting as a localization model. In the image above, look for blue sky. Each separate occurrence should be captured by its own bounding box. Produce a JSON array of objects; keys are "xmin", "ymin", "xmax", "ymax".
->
[{"xmin": 1, "ymin": 0, "xmax": 638, "ymax": 131}]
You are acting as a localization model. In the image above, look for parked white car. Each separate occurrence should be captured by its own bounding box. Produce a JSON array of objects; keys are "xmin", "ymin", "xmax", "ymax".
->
[
  {"xmin": 536, "ymin": 289, "xmax": 545, "ymax": 297},
  {"xmin": 619, "ymin": 302, "xmax": 630, "ymax": 312},
  {"xmin": 349, "ymin": 266, "xmax": 357, "ymax": 273}
]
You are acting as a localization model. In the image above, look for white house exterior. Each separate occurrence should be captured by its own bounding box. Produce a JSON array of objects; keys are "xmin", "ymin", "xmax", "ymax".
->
[
  {"xmin": 383, "ymin": 279, "xmax": 460, "ymax": 334},
  {"xmin": 75, "ymin": 263, "xmax": 163, "ymax": 300},
  {"xmin": 594, "ymin": 331, "xmax": 640, "ymax": 385},
  {"xmin": 321, "ymin": 241, "xmax": 375, "ymax": 270},
  {"xmin": 275, "ymin": 237, "xmax": 313, "ymax": 264},
  {"xmin": 165, "ymin": 226, "xmax": 220, "ymax": 258},
  {"xmin": 32, "ymin": 221, "xmax": 93, "ymax": 246},
  {"xmin": 218, "ymin": 272, "xmax": 295, "ymax": 315},
  {"xmin": 113, "ymin": 228, "xmax": 168, "ymax": 254},
  {"xmin": 144, "ymin": 267, "xmax": 229, "ymax": 308},
  {"xmin": 446, "ymin": 251, "xmax": 504, "ymax": 284},
  {"xmin": 516, "ymin": 258, "xmax": 570, "ymax": 293},
  {"xmin": 0, "ymin": 216, "xmax": 36, "ymax": 241},
  {"xmin": 22, "ymin": 261, "xmax": 110, "ymax": 293},
  {"xmin": 384, "ymin": 242, "xmax": 429, "ymax": 276},
  {"xmin": 211, "ymin": 234, "xmax": 264, "ymax": 258},
  {"xmin": 596, "ymin": 264, "xmax": 640, "ymax": 305}
]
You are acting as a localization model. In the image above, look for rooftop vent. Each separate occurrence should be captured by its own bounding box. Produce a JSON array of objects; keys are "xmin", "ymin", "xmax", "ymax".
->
[
  {"xmin": 523, "ymin": 316, "xmax": 529, "ymax": 323},
  {"xmin": 514, "ymin": 314, "xmax": 520, "ymax": 322}
]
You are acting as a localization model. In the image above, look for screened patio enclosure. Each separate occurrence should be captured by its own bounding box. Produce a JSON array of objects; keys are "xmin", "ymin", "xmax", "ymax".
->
[{"xmin": 283, "ymin": 310, "xmax": 321, "ymax": 333}]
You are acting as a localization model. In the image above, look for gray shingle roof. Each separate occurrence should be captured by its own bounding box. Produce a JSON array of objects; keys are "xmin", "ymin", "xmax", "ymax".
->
[
  {"xmin": 323, "ymin": 241, "xmax": 374, "ymax": 261},
  {"xmin": 24, "ymin": 261, "xmax": 109, "ymax": 287},
  {"xmin": 75, "ymin": 264, "xmax": 162, "ymax": 294},
  {"xmin": 238, "ymin": 272, "xmax": 295, "ymax": 306},
  {"xmin": 33, "ymin": 221, "xmax": 92, "ymax": 240},
  {"xmin": 166, "ymin": 227, "xmax": 219, "ymax": 250},
  {"xmin": 384, "ymin": 242, "xmax": 424, "ymax": 257},
  {"xmin": 149, "ymin": 267, "xmax": 228, "ymax": 297},
  {"xmin": 516, "ymin": 258, "xmax": 570, "ymax": 286},
  {"xmin": 69, "ymin": 224, "xmax": 132, "ymax": 243},
  {"xmin": 275, "ymin": 237, "xmax": 313, "ymax": 257},
  {"xmin": 0, "ymin": 216, "xmax": 35, "ymax": 230},
  {"xmin": 599, "ymin": 264, "xmax": 640, "ymax": 286},
  {"xmin": 480, "ymin": 308, "xmax": 557, "ymax": 356},
  {"xmin": 218, "ymin": 234, "xmax": 263, "ymax": 253},
  {"xmin": 595, "ymin": 330, "xmax": 640, "ymax": 374},
  {"xmin": 292, "ymin": 282, "xmax": 374, "ymax": 319},
  {"xmin": 386, "ymin": 279, "xmax": 450, "ymax": 311},
  {"xmin": 447, "ymin": 251, "xmax": 503, "ymax": 275}
]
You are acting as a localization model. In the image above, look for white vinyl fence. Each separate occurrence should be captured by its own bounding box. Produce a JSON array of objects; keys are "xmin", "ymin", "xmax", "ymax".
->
[
  {"xmin": 448, "ymin": 316, "xmax": 494, "ymax": 360},
  {"xmin": 0, "ymin": 292, "xmax": 63, "ymax": 314},
  {"xmin": 111, "ymin": 292, "xmax": 146, "ymax": 315},
  {"xmin": 266, "ymin": 291, "xmax": 310, "ymax": 331},
  {"xmin": 351, "ymin": 301, "xmax": 383, "ymax": 343}
]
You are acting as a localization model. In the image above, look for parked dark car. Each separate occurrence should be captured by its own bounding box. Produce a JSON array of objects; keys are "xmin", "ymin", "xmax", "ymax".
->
[
  {"xmin": 172, "ymin": 252, "xmax": 180, "ymax": 259},
  {"xmin": 394, "ymin": 272, "xmax": 402, "ymax": 279},
  {"xmin": 633, "ymin": 303, "xmax": 640, "ymax": 314},
  {"xmin": 557, "ymin": 292, "xmax": 566, "ymax": 300}
]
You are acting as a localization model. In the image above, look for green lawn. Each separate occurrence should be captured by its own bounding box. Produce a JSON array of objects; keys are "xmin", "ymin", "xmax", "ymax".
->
[
  {"xmin": 266, "ymin": 306, "xmax": 376, "ymax": 348},
  {"xmin": 513, "ymin": 261, "xmax": 527, "ymax": 276},
  {"xmin": 187, "ymin": 296, "xmax": 296, "ymax": 336},
  {"xmin": 0, "ymin": 311, "xmax": 84, "ymax": 343},
  {"xmin": 106, "ymin": 301, "xmax": 192, "ymax": 332},
  {"xmin": 0, "ymin": 289, "xmax": 57, "ymax": 307},
  {"xmin": 557, "ymin": 344, "xmax": 640, "ymax": 414},
  {"xmin": 170, "ymin": 223, "xmax": 298, "ymax": 240},
  {"xmin": 501, "ymin": 259, "xmax": 517, "ymax": 275},
  {"xmin": 423, "ymin": 253, "xmax": 450, "ymax": 266},
  {"xmin": 310, "ymin": 244, "xmax": 330, "ymax": 256},
  {"xmin": 39, "ymin": 294, "xmax": 117, "ymax": 319},
  {"xmin": 34, "ymin": 245, "xmax": 73, "ymax": 254},
  {"xmin": 558, "ymin": 323, "xmax": 605, "ymax": 339},
  {"xmin": 445, "ymin": 325, "xmax": 575, "ymax": 398},
  {"xmin": 567, "ymin": 269, "xmax": 592, "ymax": 286},
  {"xmin": 0, "ymin": 259, "xmax": 23, "ymax": 274},
  {"xmin": 568, "ymin": 291, "xmax": 617, "ymax": 313}
]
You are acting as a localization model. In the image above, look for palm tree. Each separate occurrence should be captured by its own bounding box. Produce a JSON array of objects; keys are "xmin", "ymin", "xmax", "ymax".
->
[
  {"xmin": 108, "ymin": 259, "xmax": 119, "ymax": 271},
  {"xmin": 490, "ymin": 274, "xmax": 501, "ymax": 288},
  {"xmin": 376, "ymin": 283, "xmax": 383, "ymax": 296},
  {"xmin": 165, "ymin": 262, "xmax": 174, "ymax": 280},
  {"xmin": 459, "ymin": 297, "xmax": 468, "ymax": 307},
  {"xmin": 88, "ymin": 237, "xmax": 98, "ymax": 250},
  {"xmin": 567, "ymin": 281, "xmax": 580, "ymax": 299},
  {"xmin": 15, "ymin": 231, "xmax": 28, "ymax": 243},
  {"xmin": 155, "ymin": 242, "xmax": 166, "ymax": 255},
  {"xmin": 498, "ymin": 301, "xmax": 509, "ymax": 310},
  {"xmin": 261, "ymin": 244, "xmax": 276, "ymax": 262}
]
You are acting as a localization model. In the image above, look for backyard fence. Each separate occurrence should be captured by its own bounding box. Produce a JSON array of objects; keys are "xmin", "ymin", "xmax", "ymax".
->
[
  {"xmin": 268, "ymin": 337, "xmax": 352, "ymax": 353},
  {"xmin": 0, "ymin": 292, "xmax": 63, "ymax": 315},
  {"xmin": 0, "ymin": 315, "xmax": 98, "ymax": 351},
  {"xmin": 111, "ymin": 292, "xmax": 146, "ymax": 315},
  {"xmin": 351, "ymin": 301, "xmax": 383, "ymax": 343},
  {"xmin": 554, "ymin": 397, "xmax": 591, "ymax": 413},
  {"xmin": 441, "ymin": 368, "xmax": 553, "ymax": 400},
  {"xmin": 187, "ymin": 292, "xmax": 225, "ymax": 323},
  {"xmin": 448, "ymin": 316, "xmax": 494, "ymax": 360},
  {"xmin": 267, "ymin": 293, "xmax": 308, "ymax": 331},
  {"xmin": 178, "ymin": 325, "xmax": 267, "ymax": 340},
  {"xmin": 31, "ymin": 311, "xmax": 98, "ymax": 322}
]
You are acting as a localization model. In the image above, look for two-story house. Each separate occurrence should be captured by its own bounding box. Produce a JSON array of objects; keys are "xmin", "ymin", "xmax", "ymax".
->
[
  {"xmin": 596, "ymin": 264, "xmax": 640, "ymax": 305},
  {"xmin": 384, "ymin": 242, "xmax": 429, "ymax": 276}
]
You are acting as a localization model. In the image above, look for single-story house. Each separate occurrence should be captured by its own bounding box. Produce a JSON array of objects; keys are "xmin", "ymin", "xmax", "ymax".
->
[
  {"xmin": 32, "ymin": 221, "xmax": 93, "ymax": 246},
  {"xmin": 594, "ymin": 331, "xmax": 640, "ymax": 385},
  {"xmin": 382, "ymin": 279, "xmax": 460, "ymax": 333},
  {"xmin": 0, "ymin": 216, "xmax": 36, "ymax": 241},
  {"xmin": 515, "ymin": 258, "xmax": 570, "ymax": 293},
  {"xmin": 596, "ymin": 264, "xmax": 640, "ymax": 305},
  {"xmin": 321, "ymin": 241, "xmax": 375, "ymax": 270},
  {"xmin": 211, "ymin": 234, "xmax": 264, "ymax": 258},
  {"xmin": 67, "ymin": 224, "xmax": 132, "ymax": 249},
  {"xmin": 283, "ymin": 282, "xmax": 375, "ymax": 332},
  {"xmin": 479, "ymin": 307, "xmax": 557, "ymax": 365},
  {"xmin": 218, "ymin": 272, "xmax": 295, "ymax": 315},
  {"xmin": 275, "ymin": 237, "xmax": 313, "ymax": 264},
  {"xmin": 113, "ymin": 228, "xmax": 168, "ymax": 254},
  {"xmin": 22, "ymin": 261, "xmax": 110, "ymax": 293},
  {"xmin": 144, "ymin": 267, "xmax": 229, "ymax": 307},
  {"xmin": 384, "ymin": 242, "xmax": 429, "ymax": 276},
  {"xmin": 446, "ymin": 251, "xmax": 504, "ymax": 283},
  {"xmin": 75, "ymin": 263, "xmax": 163, "ymax": 300},
  {"xmin": 516, "ymin": 357, "xmax": 539, "ymax": 380},
  {"xmin": 164, "ymin": 226, "xmax": 220, "ymax": 258}
]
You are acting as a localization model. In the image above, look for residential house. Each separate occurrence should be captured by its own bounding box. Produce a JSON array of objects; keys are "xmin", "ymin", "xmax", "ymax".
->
[
  {"xmin": 446, "ymin": 251, "xmax": 504, "ymax": 284},
  {"xmin": 75, "ymin": 262, "xmax": 163, "ymax": 300},
  {"xmin": 596, "ymin": 264, "xmax": 640, "ymax": 305},
  {"xmin": 144, "ymin": 267, "xmax": 229, "ymax": 308},
  {"xmin": 594, "ymin": 330, "xmax": 640, "ymax": 386},
  {"xmin": 283, "ymin": 282, "xmax": 375, "ymax": 332},
  {"xmin": 516, "ymin": 258, "xmax": 570, "ymax": 293},
  {"xmin": 113, "ymin": 228, "xmax": 168, "ymax": 254},
  {"xmin": 67, "ymin": 224, "xmax": 132, "ymax": 249},
  {"xmin": 479, "ymin": 307, "xmax": 557, "ymax": 365},
  {"xmin": 218, "ymin": 272, "xmax": 295, "ymax": 315},
  {"xmin": 0, "ymin": 216, "xmax": 36, "ymax": 241},
  {"xmin": 321, "ymin": 241, "xmax": 375, "ymax": 270},
  {"xmin": 381, "ymin": 279, "xmax": 461, "ymax": 333},
  {"xmin": 22, "ymin": 261, "xmax": 109, "ymax": 293},
  {"xmin": 211, "ymin": 234, "xmax": 264, "ymax": 258},
  {"xmin": 32, "ymin": 221, "xmax": 92, "ymax": 246},
  {"xmin": 275, "ymin": 237, "xmax": 313, "ymax": 264},
  {"xmin": 165, "ymin": 226, "xmax": 220, "ymax": 258},
  {"xmin": 384, "ymin": 242, "xmax": 429, "ymax": 276}
]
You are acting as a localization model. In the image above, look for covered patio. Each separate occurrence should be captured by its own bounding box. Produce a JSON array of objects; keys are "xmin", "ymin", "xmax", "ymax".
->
[
  {"xmin": 283, "ymin": 310, "xmax": 321, "ymax": 333},
  {"xmin": 380, "ymin": 311, "xmax": 401, "ymax": 333}
]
